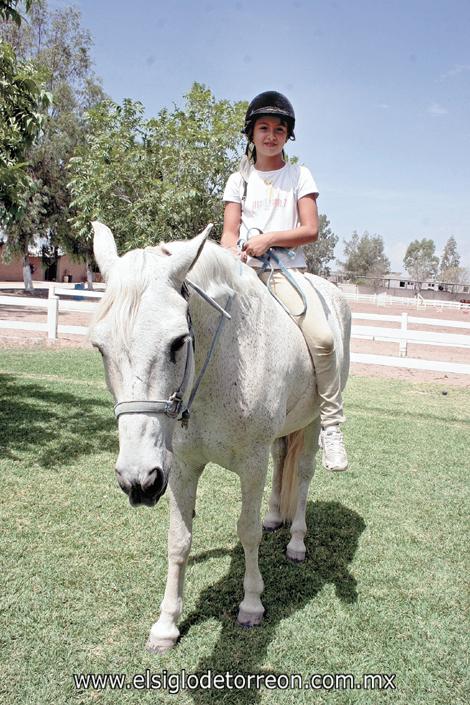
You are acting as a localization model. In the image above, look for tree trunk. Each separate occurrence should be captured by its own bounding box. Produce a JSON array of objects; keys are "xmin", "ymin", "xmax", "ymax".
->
[{"xmin": 22, "ymin": 254, "xmax": 33, "ymax": 293}]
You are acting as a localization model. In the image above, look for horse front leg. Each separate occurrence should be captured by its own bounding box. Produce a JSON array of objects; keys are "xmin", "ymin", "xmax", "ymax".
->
[
  {"xmin": 147, "ymin": 463, "xmax": 203, "ymax": 653},
  {"xmin": 237, "ymin": 458, "xmax": 268, "ymax": 627}
]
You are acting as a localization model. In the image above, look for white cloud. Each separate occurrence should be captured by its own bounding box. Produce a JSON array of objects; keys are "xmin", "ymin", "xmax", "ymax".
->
[
  {"xmin": 428, "ymin": 102, "xmax": 448, "ymax": 116},
  {"xmin": 440, "ymin": 64, "xmax": 470, "ymax": 80}
]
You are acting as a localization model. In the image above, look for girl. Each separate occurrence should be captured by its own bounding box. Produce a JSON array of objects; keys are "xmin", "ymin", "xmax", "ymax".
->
[{"xmin": 221, "ymin": 90, "xmax": 348, "ymax": 471}]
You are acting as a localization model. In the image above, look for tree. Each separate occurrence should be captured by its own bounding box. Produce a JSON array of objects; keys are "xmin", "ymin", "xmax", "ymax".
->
[
  {"xmin": 439, "ymin": 267, "xmax": 468, "ymax": 285},
  {"xmin": 403, "ymin": 238, "xmax": 439, "ymax": 288},
  {"xmin": 68, "ymin": 83, "xmax": 247, "ymax": 254},
  {"xmin": 0, "ymin": 0, "xmax": 34, "ymax": 26},
  {"xmin": 1, "ymin": 0, "xmax": 105, "ymax": 289},
  {"xmin": 1, "ymin": 2, "xmax": 50, "ymax": 290},
  {"xmin": 0, "ymin": 39, "xmax": 50, "ymax": 228},
  {"xmin": 303, "ymin": 214, "xmax": 338, "ymax": 276},
  {"xmin": 439, "ymin": 236, "xmax": 460, "ymax": 280},
  {"xmin": 341, "ymin": 230, "xmax": 390, "ymax": 281}
]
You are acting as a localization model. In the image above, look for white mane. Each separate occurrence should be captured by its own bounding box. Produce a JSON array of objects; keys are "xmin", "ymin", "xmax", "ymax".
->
[
  {"xmin": 93, "ymin": 247, "xmax": 163, "ymax": 338},
  {"xmin": 168, "ymin": 239, "xmax": 262, "ymax": 299},
  {"xmin": 92, "ymin": 239, "xmax": 263, "ymax": 344}
]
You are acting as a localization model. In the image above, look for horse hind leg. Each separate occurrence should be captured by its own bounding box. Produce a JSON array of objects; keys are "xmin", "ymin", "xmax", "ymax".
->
[
  {"xmin": 263, "ymin": 437, "xmax": 286, "ymax": 532},
  {"xmin": 285, "ymin": 418, "xmax": 320, "ymax": 563},
  {"xmin": 237, "ymin": 453, "xmax": 269, "ymax": 627}
]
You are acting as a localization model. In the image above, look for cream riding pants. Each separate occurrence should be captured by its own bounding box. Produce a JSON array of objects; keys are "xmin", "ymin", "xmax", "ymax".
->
[{"xmin": 259, "ymin": 268, "xmax": 345, "ymax": 428}]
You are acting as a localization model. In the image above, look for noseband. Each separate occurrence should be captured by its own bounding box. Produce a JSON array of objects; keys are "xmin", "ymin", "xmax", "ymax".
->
[{"xmin": 113, "ymin": 280, "xmax": 234, "ymax": 425}]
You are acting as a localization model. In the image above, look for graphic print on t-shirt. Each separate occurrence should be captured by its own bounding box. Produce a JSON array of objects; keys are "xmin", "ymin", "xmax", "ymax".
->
[{"xmin": 250, "ymin": 178, "xmax": 288, "ymax": 212}]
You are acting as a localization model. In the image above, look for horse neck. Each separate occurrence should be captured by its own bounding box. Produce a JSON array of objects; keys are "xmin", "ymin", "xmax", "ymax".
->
[
  {"xmin": 187, "ymin": 282, "xmax": 235, "ymax": 343},
  {"xmin": 184, "ymin": 247, "xmax": 264, "ymax": 380}
]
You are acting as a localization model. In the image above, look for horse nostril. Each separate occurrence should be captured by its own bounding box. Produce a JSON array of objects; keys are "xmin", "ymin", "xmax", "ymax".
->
[
  {"xmin": 115, "ymin": 467, "xmax": 131, "ymax": 493},
  {"xmin": 142, "ymin": 466, "xmax": 165, "ymax": 494}
]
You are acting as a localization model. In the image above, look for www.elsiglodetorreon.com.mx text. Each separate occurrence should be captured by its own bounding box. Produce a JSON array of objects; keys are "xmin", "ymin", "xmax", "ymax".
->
[{"xmin": 73, "ymin": 669, "xmax": 397, "ymax": 694}]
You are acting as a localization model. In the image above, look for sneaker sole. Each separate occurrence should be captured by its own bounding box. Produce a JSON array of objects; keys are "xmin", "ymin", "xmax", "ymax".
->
[{"xmin": 322, "ymin": 457, "xmax": 349, "ymax": 472}]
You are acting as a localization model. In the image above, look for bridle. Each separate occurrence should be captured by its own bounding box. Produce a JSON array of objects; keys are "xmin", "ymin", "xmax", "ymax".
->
[{"xmin": 113, "ymin": 279, "xmax": 234, "ymax": 425}]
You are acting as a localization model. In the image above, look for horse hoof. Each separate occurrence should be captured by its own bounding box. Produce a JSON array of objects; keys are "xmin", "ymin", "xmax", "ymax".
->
[
  {"xmin": 263, "ymin": 521, "xmax": 283, "ymax": 532},
  {"xmin": 237, "ymin": 609, "xmax": 264, "ymax": 627},
  {"xmin": 286, "ymin": 548, "xmax": 306, "ymax": 563},
  {"xmin": 146, "ymin": 636, "xmax": 177, "ymax": 654}
]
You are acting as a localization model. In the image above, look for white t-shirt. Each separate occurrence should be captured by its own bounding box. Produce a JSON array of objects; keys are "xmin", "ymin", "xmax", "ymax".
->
[{"xmin": 223, "ymin": 162, "xmax": 319, "ymax": 269}]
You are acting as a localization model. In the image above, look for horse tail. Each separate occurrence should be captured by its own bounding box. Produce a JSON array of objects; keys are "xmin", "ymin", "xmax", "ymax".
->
[{"xmin": 279, "ymin": 429, "xmax": 304, "ymax": 522}]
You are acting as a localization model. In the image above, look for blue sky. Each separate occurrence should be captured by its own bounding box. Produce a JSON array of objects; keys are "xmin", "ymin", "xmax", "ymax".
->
[{"xmin": 53, "ymin": 0, "xmax": 469, "ymax": 273}]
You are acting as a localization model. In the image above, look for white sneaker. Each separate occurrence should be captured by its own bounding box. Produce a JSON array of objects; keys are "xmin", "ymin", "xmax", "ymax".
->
[{"xmin": 320, "ymin": 426, "xmax": 348, "ymax": 472}]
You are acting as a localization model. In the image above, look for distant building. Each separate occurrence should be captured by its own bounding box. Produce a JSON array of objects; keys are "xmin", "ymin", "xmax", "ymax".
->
[
  {"xmin": 0, "ymin": 235, "xmax": 88, "ymax": 283},
  {"xmin": 330, "ymin": 271, "xmax": 470, "ymax": 301}
]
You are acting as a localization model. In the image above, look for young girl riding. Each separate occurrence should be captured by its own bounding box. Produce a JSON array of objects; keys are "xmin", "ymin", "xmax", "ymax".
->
[{"xmin": 221, "ymin": 90, "xmax": 348, "ymax": 472}]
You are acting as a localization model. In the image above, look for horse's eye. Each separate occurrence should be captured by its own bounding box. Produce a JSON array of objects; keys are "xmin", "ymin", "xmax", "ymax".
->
[{"xmin": 169, "ymin": 335, "xmax": 187, "ymax": 363}]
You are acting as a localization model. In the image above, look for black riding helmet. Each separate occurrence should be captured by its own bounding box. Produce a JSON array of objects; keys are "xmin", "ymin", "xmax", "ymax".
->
[{"xmin": 243, "ymin": 91, "xmax": 296, "ymax": 141}]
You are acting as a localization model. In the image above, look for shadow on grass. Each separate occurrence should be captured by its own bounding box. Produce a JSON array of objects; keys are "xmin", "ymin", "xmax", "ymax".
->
[
  {"xmin": 179, "ymin": 500, "xmax": 365, "ymax": 705},
  {"xmin": 0, "ymin": 373, "xmax": 116, "ymax": 467}
]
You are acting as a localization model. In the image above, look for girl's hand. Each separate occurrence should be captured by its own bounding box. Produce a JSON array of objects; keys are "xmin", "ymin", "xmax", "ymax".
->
[
  {"xmin": 244, "ymin": 232, "xmax": 273, "ymax": 258},
  {"xmin": 225, "ymin": 244, "xmax": 239, "ymax": 257}
]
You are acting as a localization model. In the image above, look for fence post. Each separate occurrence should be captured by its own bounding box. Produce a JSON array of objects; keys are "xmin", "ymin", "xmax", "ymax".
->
[
  {"xmin": 48, "ymin": 286, "xmax": 59, "ymax": 340},
  {"xmin": 399, "ymin": 312, "xmax": 408, "ymax": 357}
]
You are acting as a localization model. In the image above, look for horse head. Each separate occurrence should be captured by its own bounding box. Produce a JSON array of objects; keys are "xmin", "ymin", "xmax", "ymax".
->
[{"xmin": 89, "ymin": 221, "xmax": 211, "ymax": 506}]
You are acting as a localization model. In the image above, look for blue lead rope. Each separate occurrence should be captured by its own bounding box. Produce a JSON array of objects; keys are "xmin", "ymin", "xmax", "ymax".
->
[
  {"xmin": 238, "ymin": 228, "xmax": 308, "ymax": 318},
  {"xmin": 259, "ymin": 248, "xmax": 308, "ymax": 318}
]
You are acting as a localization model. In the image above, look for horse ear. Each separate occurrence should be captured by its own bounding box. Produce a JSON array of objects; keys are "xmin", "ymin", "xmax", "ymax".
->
[
  {"xmin": 169, "ymin": 223, "xmax": 213, "ymax": 283},
  {"xmin": 92, "ymin": 221, "xmax": 119, "ymax": 281}
]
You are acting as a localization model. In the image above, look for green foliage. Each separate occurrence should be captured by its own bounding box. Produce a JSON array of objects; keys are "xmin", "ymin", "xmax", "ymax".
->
[
  {"xmin": 341, "ymin": 230, "xmax": 390, "ymax": 281},
  {"xmin": 0, "ymin": 0, "xmax": 105, "ymax": 285},
  {"xmin": 303, "ymin": 213, "xmax": 338, "ymax": 276},
  {"xmin": 68, "ymin": 83, "xmax": 247, "ymax": 250},
  {"xmin": 403, "ymin": 238, "xmax": 439, "ymax": 284},
  {"xmin": 0, "ymin": 0, "xmax": 34, "ymax": 26},
  {"xmin": 439, "ymin": 235, "xmax": 461, "ymax": 281},
  {"xmin": 0, "ymin": 39, "xmax": 50, "ymax": 226},
  {"xmin": 438, "ymin": 266, "xmax": 468, "ymax": 285}
]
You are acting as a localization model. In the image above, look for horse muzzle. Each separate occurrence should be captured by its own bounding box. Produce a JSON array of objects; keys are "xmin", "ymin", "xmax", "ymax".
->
[{"xmin": 115, "ymin": 465, "xmax": 168, "ymax": 507}]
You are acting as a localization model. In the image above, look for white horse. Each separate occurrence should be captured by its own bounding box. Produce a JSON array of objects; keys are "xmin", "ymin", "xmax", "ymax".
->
[{"xmin": 90, "ymin": 221, "xmax": 351, "ymax": 653}]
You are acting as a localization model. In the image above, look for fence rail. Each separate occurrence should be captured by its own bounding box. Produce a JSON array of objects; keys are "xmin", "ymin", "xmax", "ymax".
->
[
  {"xmin": 349, "ymin": 352, "xmax": 470, "ymax": 375},
  {"xmin": 1, "ymin": 287, "xmax": 469, "ymax": 375},
  {"xmin": 342, "ymin": 290, "xmax": 470, "ymax": 311},
  {"xmin": 351, "ymin": 312, "xmax": 470, "ymax": 354}
]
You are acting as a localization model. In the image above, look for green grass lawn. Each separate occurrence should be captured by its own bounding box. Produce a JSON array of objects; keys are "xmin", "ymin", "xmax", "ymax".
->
[{"xmin": 0, "ymin": 348, "xmax": 469, "ymax": 705}]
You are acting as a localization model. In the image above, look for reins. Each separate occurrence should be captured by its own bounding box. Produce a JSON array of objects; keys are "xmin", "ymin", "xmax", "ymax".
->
[{"xmin": 238, "ymin": 228, "xmax": 307, "ymax": 318}]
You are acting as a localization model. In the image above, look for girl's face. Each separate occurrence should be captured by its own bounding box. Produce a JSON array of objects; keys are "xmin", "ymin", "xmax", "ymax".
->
[{"xmin": 252, "ymin": 116, "xmax": 288, "ymax": 159}]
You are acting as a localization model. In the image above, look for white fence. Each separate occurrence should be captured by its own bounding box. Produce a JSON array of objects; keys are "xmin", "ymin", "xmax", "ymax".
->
[
  {"xmin": 342, "ymin": 290, "xmax": 470, "ymax": 312},
  {"xmin": 350, "ymin": 312, "xmax": 470, "ymax": 375},
  {"xmin": 1, "ymin": 286, "xmax": 470, "ymax": 375},
  {"xmin": 0, "ymin": 285, "xmax": 101, "ymax": 340}
]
